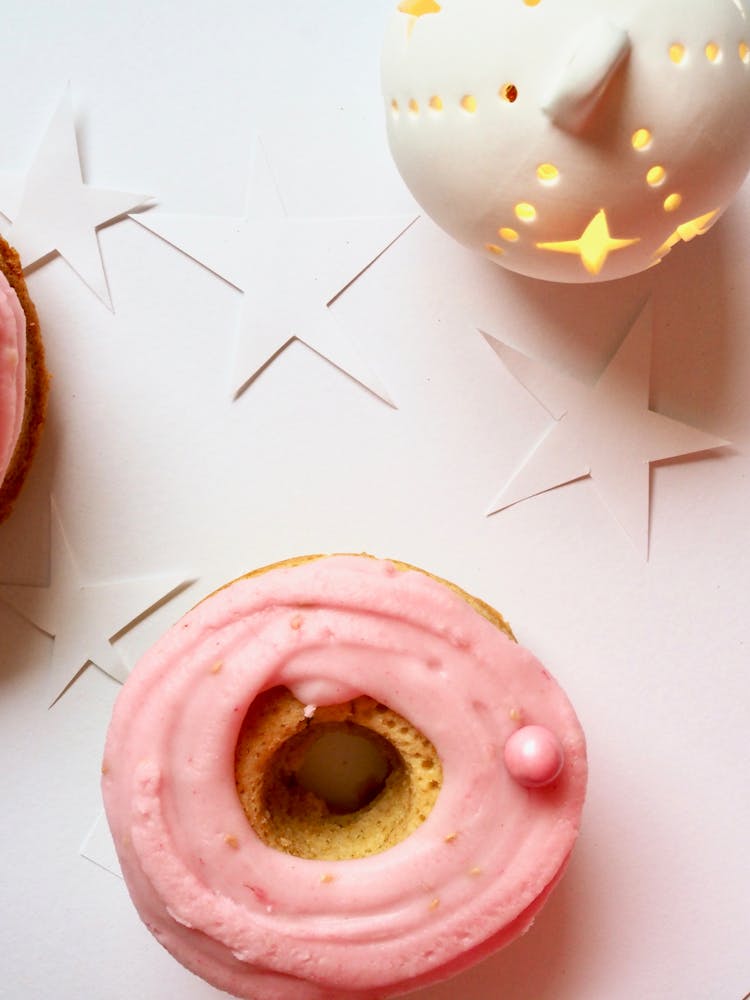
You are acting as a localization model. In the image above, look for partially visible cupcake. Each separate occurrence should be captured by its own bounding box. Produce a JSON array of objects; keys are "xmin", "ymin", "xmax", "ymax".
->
[{"xmin": 0, "ymin": 235, "xmax": 49, "ymax": 523}]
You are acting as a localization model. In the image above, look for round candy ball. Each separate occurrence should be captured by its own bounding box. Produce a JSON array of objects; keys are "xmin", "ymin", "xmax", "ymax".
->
[
  {"xmin": 382, "ymin": 0, "xmax": 750, "ymax": 283},
  {"xmin": 504, "ymin": 725, "xmax": 565, "ymax": 788}
]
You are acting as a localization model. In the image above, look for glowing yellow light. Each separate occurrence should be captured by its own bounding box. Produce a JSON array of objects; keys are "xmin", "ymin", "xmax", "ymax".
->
[
  {"xmin": 398, "ymin": 0, "xmax": 441, "ymax": 15},
  {"xmin": 408, "ymin": 98, "xmax": 420, "ymax": 115},
  {"xmin": 486, "ymin": 244, "xmax": 505, "ymax": 255},
  {"xmin": 499, "ymin": 227, "xmax": 519, "ymax": 242},
  {"xmin": 461, "ymin": 94, "xmax": 478, "ymax": 113},
  {"xmin": 676, "ymin": 209, "xmax": 719, "ymax": 242},
  {"xmin": 740, "ymin": 42, "xmax": 750, "ymax": 64},
  {"xmin": 523, "ymin": 0, "xmax": 542, "ymax": 6},
  {"xmin": 669, "ymin": 43, "xmax": 686, "ymax": 65},
  {"xmin": 653, "ymin": 229, "xmax": 682, "ymax": 261},
  {"xmin": 646, "ymin": 165, "xmax": 666, "ymax": 187},
  {"xmin": 391, "ymin": 98, "xmax": 399, "ymax": 113},
  {"xmin": 515, "ymin": 203, "xmax": 537, "ymax": 222},
  {"xmin": 705, "ymin": 42, "xmax": 721, "ymax": 63},
  {"xmin": 429, "ymin": 95, "xmax": 443, "ymax": 111},
  {"xmin": 537, "ymin": 209, "xmax": 640, "ymax": 277},
  {"xmin": 653, "ymin": 210, "xmax": 720, "ymax": 259},
  {"xmin": 631, "ymin": 128, "xmax": 652, "ymax": 151},
  {"xmin": 537, "ymin": 163, "xmax": 559, "ymax": 183},
  {"xmin": 663, "ymin": 193, "xmax": 682, "ymax": 212}
]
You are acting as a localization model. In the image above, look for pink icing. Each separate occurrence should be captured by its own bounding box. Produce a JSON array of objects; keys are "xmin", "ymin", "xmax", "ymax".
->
[
  {"xmin": 0, "ymin": 269, "xmax": 26, "ymax": 486},
  {"xmin": 102, "ymin": 555, "xmax": 587, "ymax": 998}
]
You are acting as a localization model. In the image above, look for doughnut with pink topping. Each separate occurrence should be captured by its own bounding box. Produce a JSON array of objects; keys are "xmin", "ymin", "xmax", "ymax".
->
[
  {"xmin": 102, "ymin": 554, "xmax": 587, "ymax": 999},
  {"xmin": 0, "ymin": 235, "xmax": 48, "ymax": 523}
]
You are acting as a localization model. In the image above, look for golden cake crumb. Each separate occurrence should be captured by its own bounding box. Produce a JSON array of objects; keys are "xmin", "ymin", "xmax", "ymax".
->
[
  {"xmin": 320, "ymin": 874, "xmax": 334, "ymax": 884},
  {"xmin": 210, "ymin": 661, "xmax": 223, "ymax": 674},
  {"xmin": 469, "ymin": 866, "xmax": 482, "ymax": 876},
  {"xmin": 224, "ymin": 834, "xmax": 239, "ymax": 848},
  {"xmin": 429, "ymin": 898, "xmax": 440, "ymax": 910}
]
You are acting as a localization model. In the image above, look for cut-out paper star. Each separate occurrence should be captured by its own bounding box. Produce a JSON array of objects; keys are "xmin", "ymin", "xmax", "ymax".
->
[
  {"xmin": 131, "ymin": 141, "xmax": 415, "ymax": 404},
  {"xmin": 0, "ymin": 87, "xmax": 150, "ymax": 307},
  {"xmin": 80, "ymin": 811, "xmax": 121, "ymax": 879},
  {"xmin": 484, "ymin": 299, "xmax": 729, "ymax": 556},
  {"xmin": 0, "ymin": 500, "xmax": 194, "ymax": 705}
]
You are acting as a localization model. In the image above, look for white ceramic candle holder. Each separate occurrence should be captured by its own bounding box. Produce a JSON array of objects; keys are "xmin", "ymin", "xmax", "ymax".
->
[{"xmin": 382, "ymin": 0, "xmax": 750, "ymax": 283}]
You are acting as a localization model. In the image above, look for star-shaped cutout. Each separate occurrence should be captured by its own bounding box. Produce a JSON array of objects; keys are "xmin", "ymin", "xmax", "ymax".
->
[
  {"xmin": 0, "ymin": 87, "xmax": 150, "ymax": 307},
  {"xmin": 81, "ymin": 810, "xmax": 122, "ymax": 879},
  {"xmin": 0, "ymin": 500, "xmax": 194, "ymax": 705},
  {"xmin": 398, "ymin": 0, "xmax": 441, "ymax": 15},
  {"xmin": 537, "ymin": 209, "xmax": 640, "ymax": 276},
  {"xmin": 131, "ymin": 140, "xmax": 415, "ymax": 404},
  {"xmin": 654, "ymin": 209, "xmax": 720, "ymax": 261},
  {"xmin": 484, "ymin": 300, "xmax": 729, "ymax": 556},
  {"xmin": 398, "ymin": 0, "xmax": 441, "ymax": 38}
]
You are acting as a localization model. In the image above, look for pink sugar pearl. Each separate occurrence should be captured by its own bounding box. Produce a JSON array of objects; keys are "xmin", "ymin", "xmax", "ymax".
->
[{"xmin": 504, "ymin": 725, "xmax": 564, "ymax": 788}]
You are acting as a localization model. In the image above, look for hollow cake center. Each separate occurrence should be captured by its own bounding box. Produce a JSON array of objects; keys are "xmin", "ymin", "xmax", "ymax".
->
[
  {"xmin": 234, "ymin": 687, "xmax": 443, "ymax": 860},
  {"xmin": 293, "ymin": 723, "xmax": 394, "ymax": 813}
]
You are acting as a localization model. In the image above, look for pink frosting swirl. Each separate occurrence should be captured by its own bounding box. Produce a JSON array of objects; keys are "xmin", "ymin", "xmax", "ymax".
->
[
  {"xmin": 103, "ymin": 555, "xmax": 587, "ymax": 998},
  {"xmin": 0, "ymin": 269, "xmax": 26, "ymax": 486}
]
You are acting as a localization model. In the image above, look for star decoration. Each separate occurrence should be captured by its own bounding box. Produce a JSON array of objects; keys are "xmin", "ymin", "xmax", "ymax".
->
[
  {"xmin": 0, "ymin": 500, "xmax": 194, "ymax": 705},
  {"xmin": 484, "ymin": 299, "xmax": 729, "ymax": 556},
  {"xmin": 398, "ymin": 0, "xmax": 441, "ymax": 15},
  {"xmin": 0, "ymin": 87, "xmax": 150, "ymax": 307},
  {"xmin": 537, "ymin": 209, "xmax": 640, "ymax": 276},
  {"xmin": 81, "ymin": 811, "xmax": 122, "ymax": 879},
  {"xmin": 654, "ymin": 209, "xmax": 720, "ymax": 261},
  {"xmin": 132, "ymin": 141, "xmax": 415, "ymax": 404}
]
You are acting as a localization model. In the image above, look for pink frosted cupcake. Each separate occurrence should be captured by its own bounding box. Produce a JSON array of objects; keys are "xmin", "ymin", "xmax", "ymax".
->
[
  {"xmin": 103, "ymin": 554, "xmax": 587, "ymax": 998},
  {"xmin": 0, "ymin": 236, "xmax": 48, "ymax": 523}
]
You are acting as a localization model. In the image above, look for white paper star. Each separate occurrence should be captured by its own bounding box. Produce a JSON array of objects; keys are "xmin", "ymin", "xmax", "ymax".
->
[
  {"xmin": 131, "ymin": 141, "xmax": 415, "ymax": 404},
  {"xmin": 484, "ymin": 299, "xmax": 729, "ymax": 556},
  {"xmin": 0, "ymin": 87, "xmax": 150, "ymax": 307},
  {"xmin": 0, "ymin": 500, "xmax": 194, "ymax": 705},
  {"xmin": 80, "ymin": 811, "xmax": 121, "ymax": 879}
]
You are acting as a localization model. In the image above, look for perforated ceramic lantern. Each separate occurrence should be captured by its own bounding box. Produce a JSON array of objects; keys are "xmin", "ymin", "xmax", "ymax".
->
[{"xmin": 381, "ymin": 0, "xmax": 750, "ymax": 282}]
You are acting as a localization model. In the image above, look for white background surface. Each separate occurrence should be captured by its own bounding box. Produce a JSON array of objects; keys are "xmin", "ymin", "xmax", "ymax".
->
[{"xmin": 0, "ymin": 2, "xmax": 748, "ymax": 998}]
